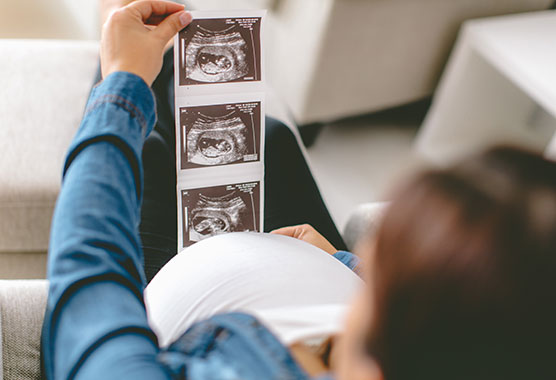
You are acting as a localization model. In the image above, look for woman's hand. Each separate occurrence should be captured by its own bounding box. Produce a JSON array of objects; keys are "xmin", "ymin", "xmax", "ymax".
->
[
  {"xmin": 271, "ymin": 224, "xmax": 338, "ymax": 255},
  {"xmin": 101, "ymin": 0, "xmax": 192, "ymax": 86}
]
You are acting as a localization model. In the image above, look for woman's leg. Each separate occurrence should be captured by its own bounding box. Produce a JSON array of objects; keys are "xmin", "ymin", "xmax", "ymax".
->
[
  {"xmin": 263, "ymin": 119, "xmax": 346, "ymax": 251},
  {"xmin": 139, "ymin": 48, "xmax": 179, "ymax": 281}
]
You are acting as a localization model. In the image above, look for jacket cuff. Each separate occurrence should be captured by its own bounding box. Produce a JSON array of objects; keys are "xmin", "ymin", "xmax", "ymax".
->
[{"xmin": 333, "ymin": 251, "xmax": 361, "ymax": 273}]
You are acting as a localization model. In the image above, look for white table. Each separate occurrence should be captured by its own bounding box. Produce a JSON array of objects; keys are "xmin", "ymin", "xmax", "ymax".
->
[{"xmin": 416, "ymin": 10, "xmax": 556, "ymax": 165}]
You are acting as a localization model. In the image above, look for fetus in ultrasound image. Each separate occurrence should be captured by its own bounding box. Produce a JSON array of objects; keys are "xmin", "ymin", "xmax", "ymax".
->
[
  {"xmin": 181, "ymin": 182, "xmax": 261, "ymax": 247},
  {"xmin": 179, "ymin": 17, "xmax": 262, "ymax": 85},
  {"xmin": 180, "ymin": 102, "xmax": 261, "ymax": 169}
]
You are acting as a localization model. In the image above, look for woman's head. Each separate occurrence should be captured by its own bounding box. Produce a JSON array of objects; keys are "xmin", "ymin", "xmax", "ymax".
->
[{"xmin": 336, "ymin": 147, "xmax": 556, "ymax": 380}]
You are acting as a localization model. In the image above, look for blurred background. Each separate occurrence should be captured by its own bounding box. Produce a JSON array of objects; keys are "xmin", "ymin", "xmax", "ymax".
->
[{"xmin": 1, "ymin": 0, "xmax": 556, "ymax": 278}]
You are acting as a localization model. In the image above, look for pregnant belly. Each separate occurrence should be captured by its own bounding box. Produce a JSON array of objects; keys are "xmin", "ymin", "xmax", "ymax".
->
[{"xmin": 145, "ymin": 232, "xmax": 363, "ymax": 347}]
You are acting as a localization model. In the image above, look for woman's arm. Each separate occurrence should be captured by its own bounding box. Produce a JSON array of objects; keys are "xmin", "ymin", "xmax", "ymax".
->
[
  {"xmin": 41, "ymin": 3, "xmax": 191, "ymax": 379},
  {"xmin": 42, "ymin": 71, "xmax": 170, "ymax": 380}
]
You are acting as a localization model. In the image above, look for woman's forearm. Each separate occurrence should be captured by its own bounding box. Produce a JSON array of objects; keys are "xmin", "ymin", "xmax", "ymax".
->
[{"xmin": 42, "ymin": 72, "xmax": 170, "ymax": 380}]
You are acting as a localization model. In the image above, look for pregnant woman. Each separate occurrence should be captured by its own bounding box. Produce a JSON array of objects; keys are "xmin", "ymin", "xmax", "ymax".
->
[
  {"xmin": 42, "ymin": 2, "xmax": 358, "ymax": 379},
  {"xmin": 42, "ymin": 1, "xmax": 556, "ymax": 380}
]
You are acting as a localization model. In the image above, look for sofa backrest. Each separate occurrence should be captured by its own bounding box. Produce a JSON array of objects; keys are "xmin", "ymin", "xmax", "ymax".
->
[{"xmin": 0, "ymin": 39, "xmax": 99, "ymax": 255}]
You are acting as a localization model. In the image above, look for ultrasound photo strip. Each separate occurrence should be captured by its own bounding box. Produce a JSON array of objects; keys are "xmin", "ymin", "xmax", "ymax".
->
[
  {"xmin": 174, "ymin": 11, "xmax": 266, "ymax": 251},
  {"xmin": 178, "ymin": 15, "xmax": 263, "ymax": 86}
]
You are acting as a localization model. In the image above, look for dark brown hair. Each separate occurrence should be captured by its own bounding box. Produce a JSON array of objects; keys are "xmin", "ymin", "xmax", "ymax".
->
[{"xmin": 367, "ymin": 147, "xmax": 556, "ymax": 380}]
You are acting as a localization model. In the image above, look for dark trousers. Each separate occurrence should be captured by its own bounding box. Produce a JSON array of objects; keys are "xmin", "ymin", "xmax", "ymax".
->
[{"xmin": 95, "ymin": 49, "xmax": 346, "ymax": 281}]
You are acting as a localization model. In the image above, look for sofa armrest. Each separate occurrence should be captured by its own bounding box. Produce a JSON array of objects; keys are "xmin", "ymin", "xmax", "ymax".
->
[
  {"xmin": 343, "ymin": 202, "xmax": 388, "ymax": 252},
  {"xmin": 547, "ymin": 133, "xmax": 556, "ymax": 161},
  {"xmin": 0, "ymin": 280, "xmax": 48, "ymax": 380}
]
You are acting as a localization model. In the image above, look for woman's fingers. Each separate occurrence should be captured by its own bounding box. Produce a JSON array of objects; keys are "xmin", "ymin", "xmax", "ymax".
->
[
  {"xmin": 101, "ymin": 0, "xmax": 191, "ymax": 85},
  {"xmin": 271, "ymin": 226, "xmax": 302, "ymax": 238},
  {"xmin": 271, "ymin": 224, "xmax": 338, "ymax": 255},
  {"xmin": 129, "ymin": 0, "xmax": 185, "ymax": 23},
  {"xmin": 154, "ymin": 10, "xmax": 192, "ymax": 41},
  {"xmin": 125, "ymin": 1, "xmax": 192, "ymax": 44}
]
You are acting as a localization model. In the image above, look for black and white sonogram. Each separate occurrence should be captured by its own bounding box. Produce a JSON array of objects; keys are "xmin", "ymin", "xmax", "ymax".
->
[
  {"xmin": 179, "ymin": 17, "xmax": 262, "ymax": 85},
  {"xmin": 181, "ymin": 182, "xmax": 261, "ymax": 247},
  {"xmin": 180, "ymin": 102, "xmax": 261, "ymax": 169}
]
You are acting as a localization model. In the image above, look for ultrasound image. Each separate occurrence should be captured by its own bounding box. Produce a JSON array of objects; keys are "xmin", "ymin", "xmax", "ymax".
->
[
  {"xmin": 179, "ymin": 17, "xmax": 262, "ymax": 86},
  {"xmin": 180, "ymin": 102, "xmax": 261, "ymax": 170},
  {"xmin": 188, "ymin": 111, "xmax": 247, "ymax": 165},
  {"xmin": 187, "ymin": 25, "xmax": 248, "ymax": 83},
  {"xmin": 192, "ymin": 192, "xmax": 246, "ymax": 236},
  {"xmin": 181, "ymin": 182, "xmax": 261, "ymax": 247}
]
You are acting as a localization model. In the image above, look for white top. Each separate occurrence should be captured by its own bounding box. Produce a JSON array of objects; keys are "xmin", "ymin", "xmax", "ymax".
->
[{"xmin": 145, "ymin": 232, "xmax": 363, "ymax": 347}]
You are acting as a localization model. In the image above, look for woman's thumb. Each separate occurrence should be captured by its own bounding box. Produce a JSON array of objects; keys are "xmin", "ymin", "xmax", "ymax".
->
[{"xmin": 155, "ymin": 11, "xmax": 192, "ymax": 43}]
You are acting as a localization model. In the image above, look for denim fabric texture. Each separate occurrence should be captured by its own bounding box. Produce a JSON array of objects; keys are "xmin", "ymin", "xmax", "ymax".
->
[
  {"xmin": 40, "ymin": 72, "xmax": 352, "ymax": 379},
  {"xmin": 333, "ymin": 251, "xmax": 361, "ymax": 273}
]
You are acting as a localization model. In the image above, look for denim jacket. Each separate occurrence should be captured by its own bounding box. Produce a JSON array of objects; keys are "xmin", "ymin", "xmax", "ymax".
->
[{"xmin": 41, "ymin": 72, "xmax": 358, "ymax": 380}]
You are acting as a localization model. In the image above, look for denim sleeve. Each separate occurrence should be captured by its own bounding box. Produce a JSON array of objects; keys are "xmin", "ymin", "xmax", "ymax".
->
[
  {"xmin": 333, "ymin": 251, "xmax": 361, "ymax": 274},
  {"xmin": 41, "ymin": 72, "xmax": 171, "ymax": 380}
]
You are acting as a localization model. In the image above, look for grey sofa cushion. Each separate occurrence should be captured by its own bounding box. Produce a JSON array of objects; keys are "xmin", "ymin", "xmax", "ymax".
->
[
  {"xmin": 343, "ymin": 202, "xmax": 388, "ymax": 252},
  {"xmin": 0, "ymin": 280, "xmax": 48, "ymax": 380},
  {"xmin": 0, "ymin": 303, "xmax": 3, "ymax": 380}
]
